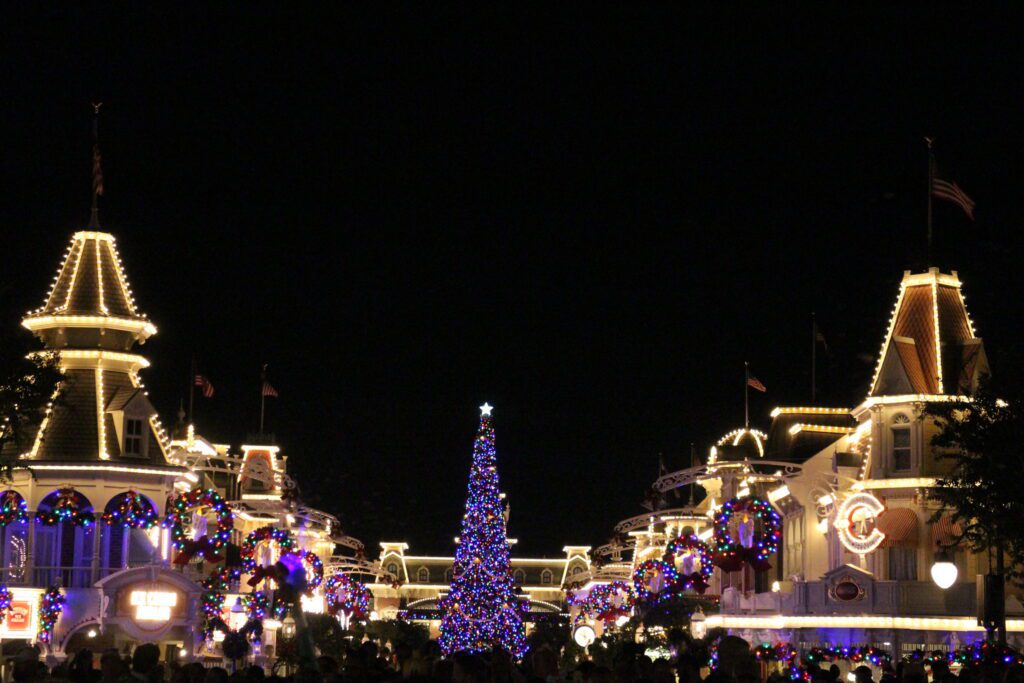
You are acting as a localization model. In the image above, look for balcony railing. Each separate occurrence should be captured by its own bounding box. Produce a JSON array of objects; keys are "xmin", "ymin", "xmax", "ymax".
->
[{"xmin": 0, "ymin": 560, "xmax": 162, "ymax": 589}]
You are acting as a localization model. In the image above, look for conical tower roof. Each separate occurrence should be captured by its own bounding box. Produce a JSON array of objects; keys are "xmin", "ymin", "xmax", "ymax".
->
[
  {"xmin": 22, "ymin": 231, "xmax": 155, "ymax": 350},
  {"xmin": 869, "ymin": 268, "xmax": 987, "ymax": 397},
  {"xmin": 9, "ymin": 232, "xmax": 170, "ymax": 464}
]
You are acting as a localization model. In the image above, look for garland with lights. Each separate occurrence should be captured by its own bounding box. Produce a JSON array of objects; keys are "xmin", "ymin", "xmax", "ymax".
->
[
  {"xmin": 164, "ymin": 488, "xmax": 234, "ymax": 564},
  {"xmin": 102, "ymin": 491, "xmax": 158, "ymax": 528},
  {"xmin": 803, "ymin": 646, "xmax": 891, "ymax": 667},
  {"xmin": 243, "ymin": 590, "xmax": 287, "ymax": 622},
  {"xmin": 633, "ymin": 559, "xmax": 681, "ymax": 604},
  {"xmin": 713, "ymin": 497, "xmax": 782, "ymax": 572},
  {"xmin": 36, "ymin": 488, "xmax": 94, "ymax": 527},
  {"xmin": 0, "ymin": 491, "xmax": 28, "ymax": 527},
  {"xmin": 568, "ymin": 580, "xmax": 634, "ymax": 625},
  {"xmin": 0, "ymin": 585, "xmax": 12, "ymax": 624},
  {"xmin": 903, "ymin": 642, "xmax": 1024, "ymax": 667},
  {"xmin": 754, "ymin": 642, "xmax": 798, "ymax": 663},
  {"xmin": 241, "ymin": 526, "xmax": 296, "ymax": 586},
  {"xmin": 324, "ymin": 572, "xmax": 372, "ymax": 620},
  {"xmin": 664, "ymin": 534, "xmax": 713, "ymax": 594},
  {"xmin": 438, "ymin": 407, "xmax": 528, "ymax": 659},
  {"xmin": 37, "ymin": 587, "xmax": 64, "ymax": 643},
  {"xmin": 299, "ymin": 550, "xmax": 324, "ymax": 591}
]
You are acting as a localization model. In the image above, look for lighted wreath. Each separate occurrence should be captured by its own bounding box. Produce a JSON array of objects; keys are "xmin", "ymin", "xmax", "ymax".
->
[
  {"xmin": 0, "ymin": 491, "xmax": 27, "ymax": 527},
  {"xmin": 241, "ymin": 526, "xmax": 296, "ymax": 586},
  {"xmin": 164, "ymin": 488, "xmax": 234, "ymax": 564},
  {"xmin": 712, "ymin": 496, "xmax": 782, "ymax": 572},
  {"xmin": 664, "ymin": 534, "xmax": 713, "ymax": 594},
  {"xmin": 37, "ymin": 587, "xmax": 64, "ymax": 643},
  {"xmin": 568, "ymin": 580, "xmax": 634, "ymax": 625},
  {"xmin": 36, "ymin": 488, "xmax": 94, "ymax": 527},
  {"xmin": 243, "ymin": 590, "xmax": 287, "ymax": 622},
  {"xmin": 102, "ymin": 491, "xmax": 159, "ymax": 529},
  {"xmin": 324, "ymin": 572, "xmax": 371, "ymax": 619},
  {"xmin": 632, "ymin": 559, "xmax": 681, "ymax": 604},
  {"xmin": 298, "ymin": 550, "xmax": 324, "ymax": 591},
  {"xmin": 0, "ymin": 585, "xmax": 11, "ymax": 625}
]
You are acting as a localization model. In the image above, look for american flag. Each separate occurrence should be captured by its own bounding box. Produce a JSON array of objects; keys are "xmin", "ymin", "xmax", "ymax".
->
[
  {"xmin": 932, "ymin": 176, "xmax": 975, "ymax": 221},
  {"xmin": 261, "ymin": 380, "xmax": 278, "ymax": 398},
  {"xmin": 194, "ymin": 374, "xmax": 214, "ymax": 398},
  {"xmin": 746, "ymin": 371, "xmax": 767, "ymax": 393}
]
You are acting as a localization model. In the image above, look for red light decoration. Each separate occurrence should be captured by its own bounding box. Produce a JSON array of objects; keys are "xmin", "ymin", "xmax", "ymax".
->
[
  {"xmin": 713, "ymin": 496, "xmax": 782, "ymax": 572},
  {"xmin": 324, "ymin": 572, "xmax": 371, "ymax": 620},
  {"xmin": 164, "ymin": 488, "xmax": 233, "ymax": 564},
  {"xmin": 664, "ymin": 534, "xmax": 713, "ymax": 594}
]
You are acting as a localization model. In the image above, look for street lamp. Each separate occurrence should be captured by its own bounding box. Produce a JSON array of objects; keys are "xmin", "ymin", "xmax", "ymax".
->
[
  {"xmin": 931, "ymin": 543, "xmax": 958, "ymax": 589},
  {"xmin": 690, "ymin": 606, "xmax": 707, "ymax": 639}
]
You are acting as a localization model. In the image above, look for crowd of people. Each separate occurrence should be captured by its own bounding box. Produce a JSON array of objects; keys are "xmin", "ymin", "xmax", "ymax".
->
[{"xmin": 8, "ymin": 638, "xmax": 1024, "ymax": 683}]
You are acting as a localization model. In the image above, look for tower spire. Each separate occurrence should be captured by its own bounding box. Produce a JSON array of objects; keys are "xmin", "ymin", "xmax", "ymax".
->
[{"xmin": 90, "ymin": 102, "xmax": 104, "ymax": 228}]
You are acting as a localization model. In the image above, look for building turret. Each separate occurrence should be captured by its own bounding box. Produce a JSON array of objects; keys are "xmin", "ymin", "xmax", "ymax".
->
[{"xmin": 14, "ymin": 231, "xmax": 170, "ymax": 463}]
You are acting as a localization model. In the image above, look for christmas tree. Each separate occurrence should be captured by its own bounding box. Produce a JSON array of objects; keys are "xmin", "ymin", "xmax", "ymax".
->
[{"xmin": 438, "ymin": 403, "xmax": 528, "ymax": 659}]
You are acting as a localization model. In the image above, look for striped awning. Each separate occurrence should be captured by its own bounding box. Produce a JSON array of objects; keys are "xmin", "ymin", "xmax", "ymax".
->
[
  {"xmin": 931, "ymin": 514, "xmax": 963, "ymax": 547},
  {"xmin": 878, "ymin": 507, "xmax": 918, "ymax": 547}
]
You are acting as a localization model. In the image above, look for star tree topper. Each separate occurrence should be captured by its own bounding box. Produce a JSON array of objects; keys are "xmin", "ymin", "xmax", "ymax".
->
[{"xmin": 480, "ymin": 402, "xmax": 493, "ymax": 416}]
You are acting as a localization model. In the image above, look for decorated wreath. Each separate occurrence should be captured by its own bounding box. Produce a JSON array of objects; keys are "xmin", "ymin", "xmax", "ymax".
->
[
  {"xmin": 0, "ymin": 491, "xmax": 28, "ymax": 527},
  {"xmin": 324, "ymin": 572, "xmax": 371, "ymax": 619},
  {"xmin": 241, "ymin": 526, "xmax": 296, "ymax": 586},
  {"xmin": 568, "ymin": 580, "xmax": 634, "ymax": 625},
  {"xmin": 164, "ymin": 488, "xmax": 234, "ymax": 564},
  {"xmin": 298, "ymin": 550, "xmax": 324, "ymax": 591},
  {"xmin": 243, "ymin": 590, "xmax": 287, "ymax": 622},
  {"xmin": 37, "ymin": 587, "xmax": 64, "ymax": 643},
  {"xmin": 712, "ymin": 496, "xmax": 782, "ymax": 572},
  {"xmin": 36, "ymin": 488, "xmax": 94, "ymax": 527},
  {"xmin": 102, "ymin": 491, "xmax": 159, "ymax": 529},
  {"xmin": 199, "ymin": 566, "xmax": 265, "ymax": 641},
  {"xmin": 632, "ymin": 559, "xmax": 681, "ymax": 605},
  {"xmin": 664, "ymin": 534, "xmax": 713, "ymax": 594}
]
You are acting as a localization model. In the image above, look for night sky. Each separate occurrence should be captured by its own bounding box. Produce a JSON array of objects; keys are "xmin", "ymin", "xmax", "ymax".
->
[{"xmin": 2, "ymin": 7, "xmax": 1023, "ymax": 556}]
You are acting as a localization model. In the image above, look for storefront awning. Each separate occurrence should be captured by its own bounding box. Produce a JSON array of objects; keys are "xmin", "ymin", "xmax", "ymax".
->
[
  {"xmin": 931, "ymin": 514, "xmax": 963, "ymax": 547},
  {"xmin": 878, "ymin": 507, "xmax": 918, "ymax": 546}
]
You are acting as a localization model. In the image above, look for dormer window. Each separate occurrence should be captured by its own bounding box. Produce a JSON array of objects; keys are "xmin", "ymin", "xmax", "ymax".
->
[
  {"xmin": 891, "ymin": 413, "xmax": 911, "ymax": 471},
  {"xmin": 124, "ymin": 418, "xmax": 145, "ymax": 456}
]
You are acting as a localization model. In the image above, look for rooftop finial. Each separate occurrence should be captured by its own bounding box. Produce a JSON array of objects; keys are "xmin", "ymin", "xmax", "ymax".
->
[{"xmin": 89, "ymin": 102, "xmax": 104, "ymax": 228}]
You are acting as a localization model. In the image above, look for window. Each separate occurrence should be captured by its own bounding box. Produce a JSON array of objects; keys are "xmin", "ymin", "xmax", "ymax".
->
[
  {"xmin": 416, "ymin": 566, "xmax": 429, "ymax": 583},
  {"xmin": 444, "ymin": 568, "xmax": 453, "ymax": 583},
  {"xmin": 888, "ymin": 413, "xmax": 913, "ymax": 473},
  {"xmin": 571, "ymin": 565, "xmax": 584, "ymax": 575},
  {"xmin": 513, "ymin": 569, "xmax": 526, "ymax": 584},
  {"xmin": 540, "ymin": 569, "xmax": 553, "ymax": 585},
  {"xmin": 386, "ymin": 562, "xmax": 399, "ymax": 577},
  {"xmin": 783, "ymin": 513, "xmax": 805, "ymax": 580},
  {"xmin": 125, "ymin": 418, "xmax": 144, "ymax": 456},
  {"xmin": 888, "ymin": 545, "xmax": 917, "ymax": 580}
]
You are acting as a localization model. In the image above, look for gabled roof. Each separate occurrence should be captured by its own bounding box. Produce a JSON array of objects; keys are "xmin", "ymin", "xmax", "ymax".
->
[
  {"xmin": 764, "ymin": 407, "xmax": 856, "ymax": 463},
  {"xmin": 869, "ymin": 268, "xmax": 987, "ymax": 397}
]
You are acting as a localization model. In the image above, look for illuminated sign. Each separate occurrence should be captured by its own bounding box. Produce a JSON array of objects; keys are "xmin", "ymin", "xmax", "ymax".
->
[
  {"xmin": 834, "ymin": 492, "xmax": 886, "ymax": 554},
  {"xmin": 0, "ymin": 591, "xmax": 40, "ymax": 638},
  {"xmin": 130, "ymin": 590, "xmax": 178, "ymax": 621}
]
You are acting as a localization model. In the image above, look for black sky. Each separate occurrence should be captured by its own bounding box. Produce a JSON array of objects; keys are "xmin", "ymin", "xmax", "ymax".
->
[{"xmin": 2, "ymin": 6, "xmax": 1023, "ymax": 555}]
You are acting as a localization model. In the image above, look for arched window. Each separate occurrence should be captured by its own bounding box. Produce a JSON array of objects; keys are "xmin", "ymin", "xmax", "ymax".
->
[
  {"xmin": 444, "ymin": 568, "xmax": 453, "ymax": 584},
  {"xmin": 571, "ymin": 565, "xmax": 584, "ymax": 575},
  {"xmin": 540, "ymin": 569, "xmax": 553, "ymax": 585},
  {"xmin": 891, "ymin": 413, "xmax": 912, "ymax": 471},
  {"xmin": 513, "ymin": 569, "xmax": 526, "ymax": 585},
  {"xmin": 34, "ymin": 489, "xmax": 95, "ymax": 588},
  {"xmin": 0, "ymin": 491, "xmax": 29, "ymax": 585},
  {"xmin": 386, "ymin": 562, "xmax": 399, "ymax": 577},
  {"xmin": 101, "ymin": 492, "xmax": 159, "ymax": 573},
  {"xmin": 416, "ymin": 566, "xmax": 430, "ymax": 583}
]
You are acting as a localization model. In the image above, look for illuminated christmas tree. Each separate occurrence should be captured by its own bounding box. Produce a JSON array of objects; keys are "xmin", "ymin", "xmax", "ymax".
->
[{"xmin": 438, "ymin": 403, "xmax": 527, "ymax": 659}]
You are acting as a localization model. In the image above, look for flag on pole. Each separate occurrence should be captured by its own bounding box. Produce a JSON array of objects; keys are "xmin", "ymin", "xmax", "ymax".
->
[
  {"xmin": 92, "ymin": 142, "xmax": 104, "ymax": 197},
  {"xmin": 261, "ymin": 380, "xmax": 278, "ymax": 398},
  {"xmin": 932, "ymin": 175, "xmax": 975, "ymax": 220},
  {"xmin": 814, "ymin": 320, "xmax": 828, "ymax": 351},
  {"xmin": 193, "ymin": 374, "xmax": 215, "ymax": 398},
  {"xmin": 746, "ymin": 369, "xmax": 767, "ymax": 393}
]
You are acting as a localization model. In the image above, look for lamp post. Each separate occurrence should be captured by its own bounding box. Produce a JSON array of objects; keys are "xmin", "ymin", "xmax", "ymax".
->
[
  {"xmin": 690, "ymin": 606, "xmax": 707, "ymax": 640},
  {"xmin": 930, "ymin": 543, "xmax": 958, "ymax": 590}
]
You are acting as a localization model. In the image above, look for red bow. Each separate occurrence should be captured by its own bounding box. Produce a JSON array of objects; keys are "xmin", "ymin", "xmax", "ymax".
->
[
  {"xmin": 173, "ymin": 536, "xmax": 224, "ymax": 565},
  {"xmin": 247, "ymin": 564, "xmax": 286, "ymax": 588}
]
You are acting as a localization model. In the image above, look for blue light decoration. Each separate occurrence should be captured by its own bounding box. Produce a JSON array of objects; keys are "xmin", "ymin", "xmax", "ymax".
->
[
  {"xmin": 803, "ymin": 645, "xmax": 892, "ymax": 667},
  {"xmin": 240, "ymin": 526, "xmax": 296, "ymax": 575},
  {"xmin": 438, "ymin": 406, "xmax": 528, "ymax": 659},
  {"xmin": 663, "ymin": 534, "xmax": 714, "ymax": 594},
  {"xmin": 712, "ymin": 496, "xmax": 782, "ymax": 572},
  {"xmin": 37, "ymin": 587, "xmax": 65, "ymax": 643},
  {"xmin": 904, "ymin": 642, "xmax": 1024, "ymax": 667},
  {"xmin": 324, "ymin": 572, "xmax": 371, "ymax": 620},
  {"xmin": 0, "ymin": 585, "xmax": 12, "ymax": 624},
  {"xmin": 567, "ymin": 580, "xmax": 634, "ymax": 625},
  {"xmin": 633, "ymin": 559, "xmax": 681, "ymax": 605}
]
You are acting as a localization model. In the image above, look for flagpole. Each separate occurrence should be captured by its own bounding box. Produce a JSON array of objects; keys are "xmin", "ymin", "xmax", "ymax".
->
[
  {"xmin": 744, "ymin": 361, "xmax": 750, "ymax": 429},
  {"xmin": 259, "ymin": 364, "xmax": 267, "ymax": 435},
  {"xmin": 811, "ymin": 312, "xmax": 817, "ymax": 404},
  {"xmin": 89, "ymin": 102, "xmax": 102, "ymax": 229},
  {"xmin": 688, "ymin": 443, "xmax": 696, "ymax": 506},
  {"xmin": 189, "ymin": 356, "xmax": 196, "ymax": 425},
  {"xmin": 926, "ymin": 136, "xmax": 935, "ymax": 264}
]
